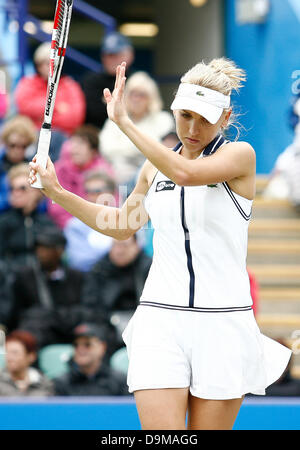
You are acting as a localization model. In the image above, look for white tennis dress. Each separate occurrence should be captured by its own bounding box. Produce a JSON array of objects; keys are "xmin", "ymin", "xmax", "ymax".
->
[{"xmin": 122, "ymin": 135, "xmax": 292, "ymax": 399}]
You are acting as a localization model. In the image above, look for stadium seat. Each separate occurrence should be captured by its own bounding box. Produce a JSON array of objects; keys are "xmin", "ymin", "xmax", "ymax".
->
[
  {"xmin": 110, "ymin": 347, "xmax": 128, "ymax": 375},
  {"xmin": 0, "ymin": 352, "xmax": 5, "ymax": 370},
  {"xmin": 38, "ymin": 344, "xmax": 74, "ymax": 379}
]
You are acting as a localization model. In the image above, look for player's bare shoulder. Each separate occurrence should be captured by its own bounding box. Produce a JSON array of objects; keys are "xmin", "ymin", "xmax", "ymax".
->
[
  {"xmin": 218, "ymin": 140, "xmax": 256, "ymax": 174},
  {"xmin": 224, "ymin": 141, "xmax": 256, "ymax": 160}
]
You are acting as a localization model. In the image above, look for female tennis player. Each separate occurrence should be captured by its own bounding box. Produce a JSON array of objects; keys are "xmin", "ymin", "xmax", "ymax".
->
[{"xmin": 29, "ymin": 58, "xmax": 291, "ymax": 430}]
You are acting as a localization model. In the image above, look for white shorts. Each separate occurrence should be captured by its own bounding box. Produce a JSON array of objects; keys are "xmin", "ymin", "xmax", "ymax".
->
[{"xmin": 122, "ymin": 305, "xmax": 291, "ymax": 400}]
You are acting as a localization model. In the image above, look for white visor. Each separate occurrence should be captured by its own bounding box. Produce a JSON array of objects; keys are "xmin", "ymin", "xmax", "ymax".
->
[{"xmin": 170, "ymin": 83, "xmax": 231, "ymax": 124}]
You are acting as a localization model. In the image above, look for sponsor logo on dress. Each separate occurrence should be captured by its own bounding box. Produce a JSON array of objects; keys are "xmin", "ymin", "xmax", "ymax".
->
[
  {"xmin": 207, "ymin": 184, "xmax": 218, "ymax": 188},
  {"xmin": 156, "ymin": 181, "xmax": 176, "ymax": 192},
  {"xmin": 196, "ymin": 91, "xmax": 205, "ymax": 97}
]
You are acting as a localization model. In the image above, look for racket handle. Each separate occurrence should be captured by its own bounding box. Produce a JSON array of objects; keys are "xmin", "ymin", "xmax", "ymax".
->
[{"xmin": 32, "ymin": 127, "xmax": 51, "ymax": 189}]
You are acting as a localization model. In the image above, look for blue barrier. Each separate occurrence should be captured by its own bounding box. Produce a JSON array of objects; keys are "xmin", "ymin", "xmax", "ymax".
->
[{"xmin": 0, "ymin": 397, "xmax": 299, "ymax": 430}]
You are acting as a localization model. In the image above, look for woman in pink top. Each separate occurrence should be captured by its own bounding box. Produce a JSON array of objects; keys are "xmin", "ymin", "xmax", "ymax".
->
[
  {"xmin": 15, "ymin": 43, "xmax": 86, "ymax": 136},
  {"xmin": 0, "ymin": 93, "xmax": 8, "ymax": 121},
  {"xmin": 48, "ymin": 125, "xmax": 114, "ymax": 228}
]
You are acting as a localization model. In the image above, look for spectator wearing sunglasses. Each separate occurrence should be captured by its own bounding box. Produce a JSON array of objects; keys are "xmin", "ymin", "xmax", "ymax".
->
[
  {"xmin": 0, "ymin": 163, "xmax": 55, "ymax": 271},
  {"xmin": 0, "ymin": 115, "xmax": 36, "ymax": 213},
  {"xmin": 64, "ymin": 169, "xmax": 116, "ymax": 272},
  {"xmin": 47, "ymin": 125, "xmax": 114, "ymax": 229},
  {"xmin": 53, "ymin": 322, "xmax": 128, "ymax": 396}
]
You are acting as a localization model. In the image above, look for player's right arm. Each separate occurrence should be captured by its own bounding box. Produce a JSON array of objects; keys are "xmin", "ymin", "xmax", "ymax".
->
[{"xmin": 29, "ymin": 156, "xmax": 152, "ymax": 240}]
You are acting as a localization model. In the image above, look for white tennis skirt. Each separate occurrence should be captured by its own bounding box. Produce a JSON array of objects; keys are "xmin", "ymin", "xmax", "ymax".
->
[{"xmin": 122, "ymin": 305, "xmax": 292, "ymax": 400}]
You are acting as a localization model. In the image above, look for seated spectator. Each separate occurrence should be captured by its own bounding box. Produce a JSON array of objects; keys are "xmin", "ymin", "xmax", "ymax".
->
[
  {"xmin": 47, "ymin": 125, "xmax": 113, "ymax": 228},
  {"xmin": 15, "ymin": 42, "xmax": 86, "ymax": 136},
  {"xmin": 0, "ymin": 260, "xmax": 15, "ymax": 330},
  {"xmin": 263, "ymin": 129, "xmax": 300, "ymax": 210},
  {"xmin": 0, "ymin": 164, "xmax": 55, "ymax": 271},
  {"xmin": 82, "ymin": 235, "xmax": 152, "ymax": 344},
  {"xmin": 288, "ymin": 91, "xmax": 300, "ymax": 133},
  {"xmin": 0, "ymin": 330, "xmax": 53, "ymax": 396},
  {"xmin": 64, "ymin": 169, "xmax": 116, "ymax": 272},
  {"xmin": 100, "ymin": 71, "xmax": 175, "ymax": 184},
  {"xmin": 0, "ymin": 115, "xmax": 36, "ymax": 212},
  {"xmin": 0, "ymin": 66, "xmax": 8, "ymax": 123},
  {"xmin": 81, "ymin": 31, "xmax": 135, "ymax": 129},
  {"xmin": 11, "ymin": 227, "xmax": 86, "ymax": 348},
  {"xmin": 0, "ymin": 92, "xmax": 8, "ymax": 123},
  {"xmin": 53, "ymin": 322, "xmax": 128, "ymax": 396}
]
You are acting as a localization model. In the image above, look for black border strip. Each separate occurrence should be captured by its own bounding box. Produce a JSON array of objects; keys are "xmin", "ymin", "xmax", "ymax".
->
[
  {"xmin": 222, "ymin": 182, "xmax": 252, "ymax": 221},
  {"xmin": 140, "ymin": 301, "xmax": 253, "ymax": 313},
  {"xmin": 180, "ymin": 187, "xmax": 195, "ymax": 307},
  {"xmin": 203, "ymin": 134, "xmax": 225, "ymax": 156}
]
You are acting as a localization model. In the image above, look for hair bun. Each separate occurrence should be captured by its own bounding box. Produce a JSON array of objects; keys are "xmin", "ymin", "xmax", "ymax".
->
[{"xmin": 208, "ymin": 58, "xmax": 246, "ymax": 93}]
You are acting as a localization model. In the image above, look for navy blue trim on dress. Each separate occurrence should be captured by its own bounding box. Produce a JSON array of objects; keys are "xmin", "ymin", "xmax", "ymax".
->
[
  {"xmin": 140, "ymin": 301, "xmax": 253, "ymax": 313},
  {"xmin": 178, "ymin": 134, "xmax": 228, "ymax": 309},
  {"xmin": 180, "ymin": 187, "xmax": 195, "ymax": 308},
  {"xmin": 173, "ymin": 142, "xmax": 182, "ymax": 152},
  {"xmin": 222, "ymin": 182, "xmax": 252, "ymax": 221},
  {"xmin": 203, "ymin": 134, "xmax": 226, "ymax": 156}
]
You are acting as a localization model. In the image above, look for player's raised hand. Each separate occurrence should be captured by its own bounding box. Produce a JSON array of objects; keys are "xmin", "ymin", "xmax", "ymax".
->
[
  {"xmin": 29, "ymin": 156, "xmax": 62, "ymax": 198},
  {"xmin": 103, "ymin": 62, "xmax": 129, "ymax": 127}
]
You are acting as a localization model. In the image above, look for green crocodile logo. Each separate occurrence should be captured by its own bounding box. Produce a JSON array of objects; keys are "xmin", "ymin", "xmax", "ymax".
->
[
  {"xmin": 196, "ymin": 91, "xmax": 205, "ymax": 97},
  {"xmin": 207, "ymin": 184, "xmax": 218, "ymax": 188}
]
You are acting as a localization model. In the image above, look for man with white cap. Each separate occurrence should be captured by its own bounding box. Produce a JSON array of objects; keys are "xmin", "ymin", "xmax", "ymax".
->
[{"xmin": 29, "ymin": 58, "xmax": 291, "ymax": 430}]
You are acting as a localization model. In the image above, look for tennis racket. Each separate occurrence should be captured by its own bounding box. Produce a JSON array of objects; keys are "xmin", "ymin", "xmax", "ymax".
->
[{"xmin": 32, "ymin": 0, "xmax": 73, "ymax": 189}]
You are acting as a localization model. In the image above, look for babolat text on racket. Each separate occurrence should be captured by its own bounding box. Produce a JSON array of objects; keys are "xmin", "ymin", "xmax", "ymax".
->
[{"xmin": 32, "ymin": 0, "xmax": 73, "ymax": 188}]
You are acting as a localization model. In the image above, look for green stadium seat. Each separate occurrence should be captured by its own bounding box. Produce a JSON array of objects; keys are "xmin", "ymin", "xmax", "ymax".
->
[
  {"xmin": 110, "ymin": 347, "xmax": 129, "ymax": 375},
  {"xmin": 0, "ymin": 352, "xmax": 5, "ymax": 370},
  {"xmin": 38, "ymin": 344, "xmax": 74, "ymax": 379}
]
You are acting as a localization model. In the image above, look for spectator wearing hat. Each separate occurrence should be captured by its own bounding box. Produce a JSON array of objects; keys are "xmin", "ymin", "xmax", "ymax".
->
[
  {"xmin": 0, "ymin": 330, "xmax": 53, "ymax": 397},
  {"xmin": 15, "ymin": 42, "xmax": 86, "ymax": 138},
  {"xmin": 81, "ymin": 31, "xmax": 135, "ymax": 129},
  {"xmin": 0, "ymin": 163, "xmax": 55, "ymax": 271},
  {"xmin": 10, "ymin": 226, "xmax": 86, "ymax": 348},
  {"xmin": 53, "ymin": 322, "xmax": 128, "ymax": 396}
]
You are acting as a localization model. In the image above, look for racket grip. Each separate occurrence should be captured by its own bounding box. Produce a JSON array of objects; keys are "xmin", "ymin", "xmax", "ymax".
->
[{"xmin": 32, "ymin": 127, "xmax": 51, "ymax": 189}]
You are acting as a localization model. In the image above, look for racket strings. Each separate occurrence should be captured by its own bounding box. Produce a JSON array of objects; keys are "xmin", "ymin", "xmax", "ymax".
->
[{"xmin": 55, "ymin": 3, "xmax": 66, "ymax": 48}]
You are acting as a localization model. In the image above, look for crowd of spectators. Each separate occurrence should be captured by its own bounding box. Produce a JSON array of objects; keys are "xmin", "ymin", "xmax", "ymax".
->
[
  {"xmin": 0, "ymin": 31, "xmax": 287, "ymax": 399},
  {"xmin": 0, "ymin": 32, "xmax": 174, "ymax": 398}
]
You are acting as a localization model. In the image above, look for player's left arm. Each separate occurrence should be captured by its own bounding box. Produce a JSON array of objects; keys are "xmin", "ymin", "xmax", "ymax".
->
[{"xmin": 181, "ymin": 141, "xmax": 256, "ymax": 186}]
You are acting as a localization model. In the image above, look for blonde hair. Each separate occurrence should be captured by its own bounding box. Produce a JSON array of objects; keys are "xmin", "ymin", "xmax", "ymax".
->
[
  {"xmin": 1, "ymin": 115, "xmax": 37, "ymax": 146},
  {"xmin": 34, "ymin": 42, "xmax": 51, "ymax": 65},
  {"xmin": 7, "ymin": 163, "xmax": 30, "ymax": 183},
  {"xmin": 180, "ymin": 58, "xmax": 247, "ymax": 138},
  {"xmin": 125, "ymin": 71, "xmax": 163, "ymax": 114},
  {"xmin": 181, "ymin": 58, "xmax": 246, "ymax": 95}
]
